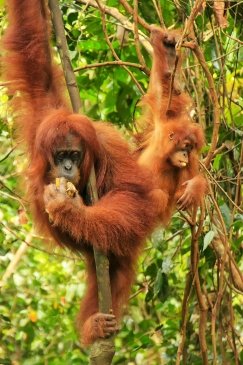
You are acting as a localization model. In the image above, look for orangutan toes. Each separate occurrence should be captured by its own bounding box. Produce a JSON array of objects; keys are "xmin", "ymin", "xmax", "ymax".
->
[
  {"xmin": 82, "ymin": 312, "xmax": 118, "ymax": 345},
  {"xmin": 93, "ymin": 312, "xmax": 118, "ymax": 338}
]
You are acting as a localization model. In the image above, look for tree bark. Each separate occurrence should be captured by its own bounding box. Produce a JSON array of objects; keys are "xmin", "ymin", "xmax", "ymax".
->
[{"xmin": 48, "ymin": 1, "xmax": 115, "ymax": 363}]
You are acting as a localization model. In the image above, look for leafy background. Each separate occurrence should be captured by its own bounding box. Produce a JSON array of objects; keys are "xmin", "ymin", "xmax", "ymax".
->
[{"xmin": 0, "ymin": 1, "xmax": 242, "ymax": 364}]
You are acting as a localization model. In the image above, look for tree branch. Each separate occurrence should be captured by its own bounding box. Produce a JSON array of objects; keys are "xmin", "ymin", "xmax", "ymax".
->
[
  {"xmin": 77, "ymin": 0, "xmax": 152, "ymax": 53},
  {"xmin": 119, "ymin": 0, "xmax": 151, "ymax": 31},
  {"xmin": 94, "ymin": 0, "xmax": 145, "ymax": 94},
  {"xmin": 48, "ymin": 1, "xmax": 115, "ymax": 363},
  {"xmin": 74, "ymin": 60, "xmax": 145, "ymax": 72}
]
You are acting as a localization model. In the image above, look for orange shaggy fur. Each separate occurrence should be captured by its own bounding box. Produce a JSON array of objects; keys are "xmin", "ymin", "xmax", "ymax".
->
[
  {"xmin": 136, "ymin": 27, "xmax": 207, "ymax": 225},
  {"xmin": 2, "ymin": 0, "xmax": 158, "ymax": 345}
]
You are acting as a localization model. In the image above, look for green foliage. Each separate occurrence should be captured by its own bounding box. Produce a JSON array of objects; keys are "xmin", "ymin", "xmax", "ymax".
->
[{"xmin": 0, "ymin": 1, "xmax": 242, "ymax": 364}]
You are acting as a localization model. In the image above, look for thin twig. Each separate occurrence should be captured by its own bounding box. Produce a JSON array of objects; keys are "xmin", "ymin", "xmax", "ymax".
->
[
  {"xmin": 95, "ymin": 0, "xmax": 145, "ymax": 94},
  {"xmin": 176, "ymin": 273, "xmax": 193, "ymax": 365},
  {"xmin": 119, "ymin": 0, "xmax": 151, "ymax": 31},
  {"xmin": 200, "ymin": 161, "xmax": 243, "ymax": 213},
  {"xmin": 190, "ymin": 42, "xmax": 221, "ymax": 168},
  {"xmin": 151, "ymin": 0, "xmax": 165, "ymax": 27},
  {"xmin": 133, "ymin": 0, "xmax": 150, "ymax": 75},
  {"xmin": 0, "ymin": 146, "xmax": 16, "ymax": 163},
  {"xmin": 0, "ymin": 221, "xmax": 78, "ymax": 260},
  {"xmin": 74, "ymin": 60, "xmax": 144, "ymax": 72},
  {"xmin": 0, "ymin": 238, "xmax": 29, "ymax": 288},
  {"xmin": 77, "ymin": 0, "xmax": 151, "ymax": 53},
  {"xmin": 230, "ymin": 140, "xmax": 243, "ymax": 231},
  {"xmin": 222, "ymin": 30, "xmax": 243, "ymax": 45},
  {"xmin": 191, "ymin": 204, "xmax": 209, "ymax": 365}
]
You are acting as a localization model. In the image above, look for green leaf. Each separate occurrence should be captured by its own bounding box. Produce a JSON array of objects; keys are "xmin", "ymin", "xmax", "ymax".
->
[
  {"xmin": 220, "ymin": 203, "xmax": 231, "ymax": 228},
  {"xmin": 162, "ymin": 258, "xmax": 173, "ymax": 274},
  {"xmin": 203, "ymin": 231, "xmax": 215, "ymax": 251},
  {"xmin": 154, "ymin": 270, "xmax": 169, "ymax": 302},
  {"xmin": 145, "ymin": 262, "xmax": 157, "ymax": 277},
  {"xmin": 213, "ymin": 154, "xmax": 222, "ymax": 170}
]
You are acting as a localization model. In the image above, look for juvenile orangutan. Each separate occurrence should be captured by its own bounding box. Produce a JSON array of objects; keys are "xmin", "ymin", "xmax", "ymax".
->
[{"xmin": 136, "ymin": 27, "xmax": 207, "ymax": 225}]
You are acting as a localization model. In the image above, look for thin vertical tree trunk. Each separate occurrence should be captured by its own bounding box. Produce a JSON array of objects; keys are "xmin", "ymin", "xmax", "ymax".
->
[{"xmin": 48, "ymin": 1, "xmax": 115, "ymax": 363}]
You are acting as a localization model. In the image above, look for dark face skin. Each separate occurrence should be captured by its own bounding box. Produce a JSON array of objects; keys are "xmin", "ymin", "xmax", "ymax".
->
[{"xmin": 50, "ymin": 134, "xmax": 83, "ymax": 186}]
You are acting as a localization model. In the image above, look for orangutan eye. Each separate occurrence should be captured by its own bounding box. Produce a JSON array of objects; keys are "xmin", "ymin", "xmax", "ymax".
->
[
  {"xmin": 70, "ymin": 151, "xmax": 83, "ymax": 165},
  {"xmin": 56, "ymin": 151, "xmax": 65, "ymax": 162},
  {"xmin": 71, "ymin": 151, "xmax": 81, "ymax": 160}
]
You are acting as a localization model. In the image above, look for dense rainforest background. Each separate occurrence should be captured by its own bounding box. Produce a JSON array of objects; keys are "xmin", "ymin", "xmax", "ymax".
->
[{"xmin": 0, "ymin": 1, "xmax": 242, "ymax": 364}]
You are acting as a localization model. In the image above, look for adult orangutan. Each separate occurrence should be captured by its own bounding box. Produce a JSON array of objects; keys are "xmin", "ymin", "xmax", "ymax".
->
[
  {"xmin": 135, "ymin": 27, "xmax": 207, "ymax": 225},
  {"xmin": 2, "ymin": 0, "xmax": 158, "ymax": 345}
]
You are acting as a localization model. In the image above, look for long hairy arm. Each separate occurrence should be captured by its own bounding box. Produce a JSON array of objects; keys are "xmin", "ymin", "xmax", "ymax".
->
[
  {"xmin": 2, "ymin": 0, "xmax": 66, "ymax": 147},
  {"xmin": 3, "ymin": 0, "xmax": 54, "ymax": 98},
  {"xmin": 44, "ymin": 184, "xmax": 155, "ymax": 257}
]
